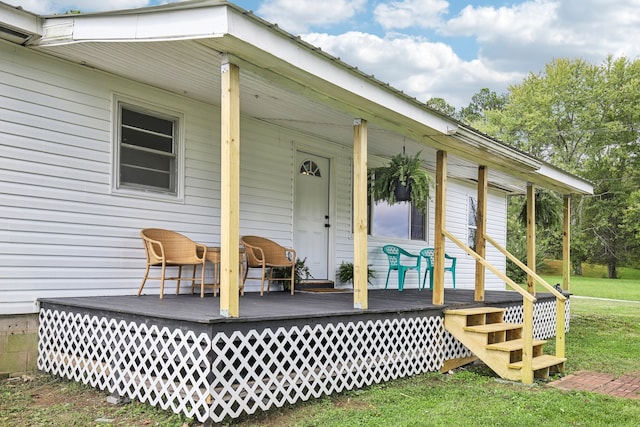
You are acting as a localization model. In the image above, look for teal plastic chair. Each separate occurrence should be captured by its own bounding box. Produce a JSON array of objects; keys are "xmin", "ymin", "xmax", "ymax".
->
[
  {"xmin": 382, "ymin": 245, "xmax": 421, "ymax": 291},
  {"xmin": 420, "ymin": 248, "xmax": 457, "ymax": 290}
]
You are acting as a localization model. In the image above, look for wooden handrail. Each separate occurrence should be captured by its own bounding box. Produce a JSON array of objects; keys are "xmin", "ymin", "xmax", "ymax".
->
[
  {"xmin": 483, "ymin": 234, "xmax": 566, "ymax": 359},
  {"xmin": 484, "ymin": 234, "xmax": 566, "ymax": 301},
  {"xmin": 442, "ymin": 230, "xmax": 536, "ymax": 303}
]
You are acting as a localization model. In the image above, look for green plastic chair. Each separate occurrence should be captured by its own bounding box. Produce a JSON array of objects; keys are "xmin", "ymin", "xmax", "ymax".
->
[
  {"xmin": 420, "ymin": 247, "xmax": 457, "ymax": 290},
  {"xmin": 382, "ymin": 245, "xmax": 421, "ymax": 291}
]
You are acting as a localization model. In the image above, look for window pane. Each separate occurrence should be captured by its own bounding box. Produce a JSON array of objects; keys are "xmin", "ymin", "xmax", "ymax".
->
[
  {"xmin": 122, "ymin": 126, "xmax": 173, "ymax": 153},
  {"xmin": 410, "ymin": 204, "xmax": 425, "ymax": 240},
  {"xmin": 122, "ymin": 108, "xmax": 174, "ymax": 136},
  {"xmin": 468, "ymin": 227, "xmax": 477, "ymax": 251},
  {"xmin": 121, "ymin": 146, "xmax": 173, "ymax": 171},
  {"xmin": 373, "ymin": 201, "xmax": 410, "ymax": 239},
  {"xmin": 121, "ymin": 165, "xmax": 172, "ymax": 190},
  {"xmin": 468, "ymin": 196, "xmax": 477, "ymax": 226}
]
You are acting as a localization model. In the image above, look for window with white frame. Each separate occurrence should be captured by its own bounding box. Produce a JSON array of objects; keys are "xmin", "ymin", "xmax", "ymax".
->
[
  {"xmin": 115, "ymin": 101, "xmax": 181, "ymax": 196},
  {"xmin": 468, "ymin": 196, "xmax": 478, "ymax": 251}
]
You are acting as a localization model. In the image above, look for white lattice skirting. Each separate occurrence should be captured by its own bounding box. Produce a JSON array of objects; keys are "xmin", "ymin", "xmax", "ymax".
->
[{"xmin": 38, "ymin": 300, "xmax": 569, "ymax": 423}]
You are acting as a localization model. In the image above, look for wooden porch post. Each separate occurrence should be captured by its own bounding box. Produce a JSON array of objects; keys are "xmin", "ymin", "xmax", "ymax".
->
[
  {"xmin": 475, "ymin": 165, "xmax": 487, "ymax": 302},
  {"xmin": 562, "ymin": 195, "xmax": 571, "ymax": 292},
  {"xmin": 433, "ymin": 150, "xmax": 446, "ymax": 305},
  {"xmin": 220, "ymin": 55, "xmax": 241, "ymax": 318},
  {"xmin": 353, "ymin": 119, "xmax": 368, "ymax": 310},
  {"xmin": 526, "ymin": 183, "xmax": 536, "ymax": 295}
]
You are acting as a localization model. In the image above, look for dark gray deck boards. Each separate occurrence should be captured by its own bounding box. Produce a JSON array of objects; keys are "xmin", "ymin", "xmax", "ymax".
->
[{"xmin": 39, "ymin": 289, "xmax": 551, "ymax": 327}]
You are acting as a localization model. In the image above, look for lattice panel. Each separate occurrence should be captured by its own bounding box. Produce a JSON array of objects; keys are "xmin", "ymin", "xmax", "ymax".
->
[
  {"xmin": 503, "ymin": 299, "xmax": 571, "ymax": 340},
  {"xmin": 37, "ymin": 299, "xmax": 567, "ymax": 424},
  {"xmin": 208, "ymin": 316, "xmax": 446, "ymax": 422},
  {"xmin": 38, "ymin": 308, "xmax": 212, "ymax": 422}
]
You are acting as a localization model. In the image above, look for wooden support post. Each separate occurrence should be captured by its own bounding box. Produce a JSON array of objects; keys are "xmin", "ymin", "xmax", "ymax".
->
[
  {"xmin": 353, "ymin": 119, "xmax": 368, "ymax": 309},
  {"xmin": 433, "ymin": 150, "xmax": 446, "ymax": 306},
  {"xmin": 220, "ymin": 56, "xmax": 240, "ymax": 318},
  {"xmin": 526, "ymin": 184, "xmax": 536, "ymax": 295},
  {"xmin": 521, "ymin": 299, "xmax": 535, "ymax": 384},
  {"xmin": 562, "ymin": 195, "xmax": 571, "ymax": 292},
  {"xmin": 556, "ymin": 298, "xmax": 566, "ymax": 360},
  {"xmin": 475, "ymin": 166, "xmax": 487, "ymax": 302}
]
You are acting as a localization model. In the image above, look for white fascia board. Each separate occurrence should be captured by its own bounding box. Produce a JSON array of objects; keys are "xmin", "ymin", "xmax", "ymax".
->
[
  {"xmin": 0, "ymin": 2, "xmax": 41, "ymax": 39},
  {"xmin": 40, "ymin": 6, "xmax": 229, "ymax": 44},
  {"xmin": 454, "ymin": 126, "xmax": 541, "ymax": 170},
  {"xmin": 224, "ymin": 9, "xmax": 456, "ymax": 136},
  {"xmin": 535, "ymin": 163, "xmax": 593, "ymax": 195}
]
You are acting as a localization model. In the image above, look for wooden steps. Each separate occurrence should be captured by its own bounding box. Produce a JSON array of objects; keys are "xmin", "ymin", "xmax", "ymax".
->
[{"xmin": 444, "ymin": 307, "xmax": 565, "ymax": 382}]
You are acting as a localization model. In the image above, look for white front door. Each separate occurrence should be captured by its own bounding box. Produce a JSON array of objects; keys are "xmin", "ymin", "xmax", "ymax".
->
[{"xmin": 294, "ymin": 151, "xmax": 331, "ymax": 280}]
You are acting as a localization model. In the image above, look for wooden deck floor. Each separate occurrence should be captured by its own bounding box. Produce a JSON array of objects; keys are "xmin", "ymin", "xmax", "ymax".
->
[{"xmin": 39, "ymin": 288, "xmax": 543, "ymax": 325}]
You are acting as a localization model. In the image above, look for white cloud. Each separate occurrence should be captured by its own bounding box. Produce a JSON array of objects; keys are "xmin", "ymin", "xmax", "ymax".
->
[
  {"xmin": 256, "ymin": 0, "xmax": 367, "ymax": 34},
  {"xmin": 303, "ymin": 31, "xmax": 522, "ymax": 108},
  {"xmin": 373, "ymin": 0, "xmax": 449, "ymax": 30},
  {"xmin": 442, "ymin": 1, "xmax": 558, "ymax": 43},
  {"xmin": 440, "ymin": 0, "xmax": 640, "ymax": 74}
]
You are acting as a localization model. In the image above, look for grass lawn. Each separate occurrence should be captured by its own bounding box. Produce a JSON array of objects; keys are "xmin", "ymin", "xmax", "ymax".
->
[
  {"xmin": 2, "ymin": 264, "xmax": 639, "ymax": 426},
  {"xmin": 541, "ymin": 260, "xmax": 640, "ymax": 301}
]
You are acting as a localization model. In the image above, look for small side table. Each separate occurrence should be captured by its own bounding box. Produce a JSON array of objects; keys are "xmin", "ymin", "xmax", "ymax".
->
[{"xmin": 193, "ymin": 247, "xmax": 245, "ymax": 297}]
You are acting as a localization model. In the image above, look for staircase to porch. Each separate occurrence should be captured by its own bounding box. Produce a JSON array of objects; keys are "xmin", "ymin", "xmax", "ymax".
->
[{"xmin": 444, "ymin": 306, "xmax": 566, "ymax": 382}]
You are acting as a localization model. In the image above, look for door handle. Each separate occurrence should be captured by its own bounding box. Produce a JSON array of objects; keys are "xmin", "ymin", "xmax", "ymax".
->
[{"xmin": 324, "ymin": 215, "xmax": 330, "ymax": 228}]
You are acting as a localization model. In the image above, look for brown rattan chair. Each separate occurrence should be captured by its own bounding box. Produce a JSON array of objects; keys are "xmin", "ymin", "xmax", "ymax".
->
[
  {"xmin": 138, "ymin": 228, "xmax": 207, "ymax": 299},
  {"xmin": 241, "ymin": 235, "xmax": 296, "ymax": 295}
]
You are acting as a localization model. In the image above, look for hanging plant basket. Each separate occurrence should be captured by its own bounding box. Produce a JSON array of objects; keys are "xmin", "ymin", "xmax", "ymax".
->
[
  {"xmin": 394, "ymin": 180, "xmax": 412, "ymax": 202},
  {"xmin": 369, "ymin": 150, "xmax": 432, "ymax": 212}
]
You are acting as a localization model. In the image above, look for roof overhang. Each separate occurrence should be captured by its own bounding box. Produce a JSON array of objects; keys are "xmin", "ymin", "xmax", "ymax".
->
[
  {"xmin": 0, "ymin": 1, "xmax": 40, "ymax": 44},
  {"xmin": 8, "ymin": 0, "xmax": 592, "ymax": 195}
]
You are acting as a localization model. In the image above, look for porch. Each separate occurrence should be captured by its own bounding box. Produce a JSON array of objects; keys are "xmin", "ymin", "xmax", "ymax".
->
[{"xmin": 37, "ymin": 289, "xmax": 568, "ymax": 424}]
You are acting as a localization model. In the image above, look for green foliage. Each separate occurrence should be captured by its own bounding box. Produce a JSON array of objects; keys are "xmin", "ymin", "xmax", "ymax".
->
[
  {"xmin": 518, "ymin": 189, "xmax": 563, "ymax": 229},
  {"xmin": 369, "ymin": 150, "xmax": 432, "ymax": 212},
  {"xmin": 425, "ymin": 97, "xmax": 457, "ymax": 117},
  {"xmin": 459, "ymin": 87, "xmax": 508, "ymax": 125},
  {"xmin": 336, "ymin": 261, "xmax": 375, "ymax": 285},
  {"xmin": 272, "ymin": 257, "xmax": 312, "ymax": 290}
]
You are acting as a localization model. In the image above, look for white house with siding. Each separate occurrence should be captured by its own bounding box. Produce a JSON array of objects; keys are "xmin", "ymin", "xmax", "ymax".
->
[{"xmin": 0, "ymin": 0, "xmax": 591, "ymax": 376}]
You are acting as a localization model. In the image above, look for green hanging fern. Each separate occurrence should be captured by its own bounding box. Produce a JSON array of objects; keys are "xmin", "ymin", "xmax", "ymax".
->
[{"xmin": 369, "ymin": 150, "xmax": 433, "ymax": 212}]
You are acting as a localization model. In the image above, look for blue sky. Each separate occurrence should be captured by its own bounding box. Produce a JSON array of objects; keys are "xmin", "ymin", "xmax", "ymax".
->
[{"xmin": 8, "ymin": 0, "xmax": 640, "ymax": 108}]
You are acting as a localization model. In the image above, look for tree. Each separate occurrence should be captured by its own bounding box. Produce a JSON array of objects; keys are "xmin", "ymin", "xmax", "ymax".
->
[
  {"xmin": 459, "ymin": 88, "xmax": 508, "ymax": 126},
  {"xmin": 425, "ymin": 97, "xmax": 457, "ymax": 117},
  {"xmin": 481, "ymin": 57, "xmax": 640, "ymax": 278}
]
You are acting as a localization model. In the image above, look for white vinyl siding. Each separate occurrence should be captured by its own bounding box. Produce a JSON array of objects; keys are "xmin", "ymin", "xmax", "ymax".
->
[{"xmin": 1, "ymin": 41, "xmax": 220, "ymax": 313}]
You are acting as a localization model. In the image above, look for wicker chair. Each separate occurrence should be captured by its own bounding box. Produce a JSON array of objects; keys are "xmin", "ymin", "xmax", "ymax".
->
[
  {"xmin": 241, "ymin": 236, "xmax": 296, "ymax": 295},
  {"xmin": 137, "ymin": 228, "xmax": 207, "ymax": 299}
]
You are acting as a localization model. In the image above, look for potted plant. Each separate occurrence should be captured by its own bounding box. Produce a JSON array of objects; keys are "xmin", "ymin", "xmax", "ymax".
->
[
  {"xmin": 273, "ymin": 257, "xmax": 312, "ymax": 291},
  {"xmin": 337, "ymin": 261, "xmax": 376, "ymax": 286},
  {"xmin": 369, "ymin": 150, "xmax": 432, "ymax": 212}
]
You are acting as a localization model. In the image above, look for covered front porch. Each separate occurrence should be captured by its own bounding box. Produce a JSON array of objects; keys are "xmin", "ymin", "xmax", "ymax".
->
[{"xmin": 37, "ymin": 289, "xmax": 567, "ymax": 424}]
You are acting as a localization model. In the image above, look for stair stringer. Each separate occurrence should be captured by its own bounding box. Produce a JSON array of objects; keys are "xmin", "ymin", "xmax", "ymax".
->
[{"xmin": 444, "ymin": 307, "xmax": 565, "ymax": 382}]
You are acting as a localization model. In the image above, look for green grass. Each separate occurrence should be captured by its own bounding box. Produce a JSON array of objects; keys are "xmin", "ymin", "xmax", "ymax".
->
[{"xmin": 535, "ymin": 259, "xmax": 640, "ymax": 301}]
